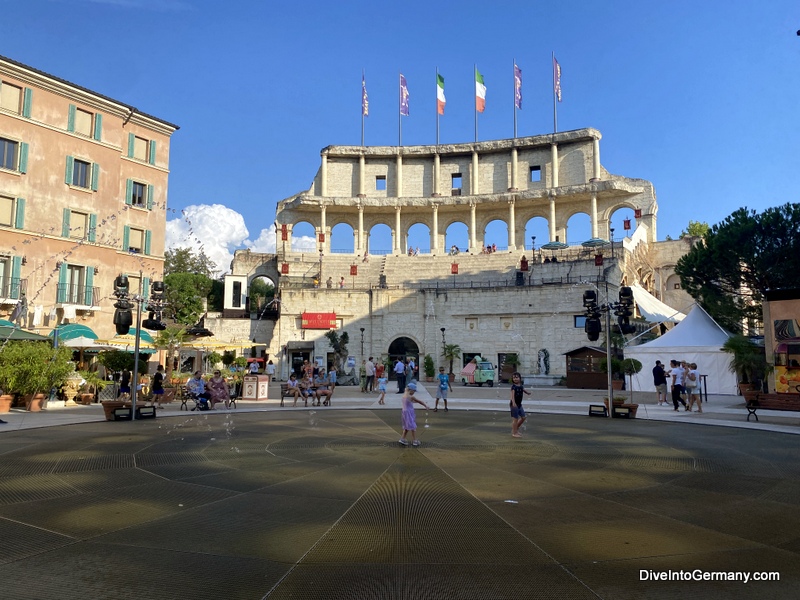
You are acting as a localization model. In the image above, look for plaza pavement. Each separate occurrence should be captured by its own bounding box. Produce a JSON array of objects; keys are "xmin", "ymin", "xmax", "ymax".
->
[{"xmin": 0, "ymin": 382, "xmax": 798, "ymax": 599}]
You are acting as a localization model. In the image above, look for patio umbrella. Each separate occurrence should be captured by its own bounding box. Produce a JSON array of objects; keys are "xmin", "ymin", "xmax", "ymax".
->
[
  {"xmin": 581, "ymin": 238, "xmax": 609, "ymax": 248},
  {"xmin": 540, "ymin": 241, "xmax": 569, "ymax": 250},
  {"xmin": 61, "ymin": 336, "xmax": 116, "ymax": 366}
]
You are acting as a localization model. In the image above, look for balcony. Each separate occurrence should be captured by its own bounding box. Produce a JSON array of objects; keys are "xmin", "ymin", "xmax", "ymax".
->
[
  {"xmin": 0, "ymin": 276, "xmax": 27, "ymax": 304},
  {"xmin": 55, "ymin": 283, "xmax": 99, "ymax": 308}
]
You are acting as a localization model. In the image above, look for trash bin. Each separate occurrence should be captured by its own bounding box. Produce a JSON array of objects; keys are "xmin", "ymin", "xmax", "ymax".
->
[{"xmin": 242, "ymin": 375, "xmax": 270, "ymax": 401}]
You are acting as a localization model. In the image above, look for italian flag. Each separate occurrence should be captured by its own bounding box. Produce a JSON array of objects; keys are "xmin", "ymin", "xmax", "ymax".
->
[
  {"xmin": 437, "ymin": 74, "xmax": 446, "ymax": 115},
  {"xmin": 475, "ymin": 68, "xmax": 486, "ymax": 113}
]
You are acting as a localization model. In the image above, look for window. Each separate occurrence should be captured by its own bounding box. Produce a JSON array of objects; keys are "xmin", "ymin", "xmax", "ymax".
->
[
  {"xmin": 0, "ymin": 196, "xmax": 24, "ymax": 229},
  {"xmin": 530, "ymin": 166, "xmax": 541, "ymax": 182},
  {"xmin": 65, "ymin": 156, "xmax": 98, "ymax": 190},
  {"xmin": 61, "ymin": 208, "xmax": 95, "ymax": 241},
  {"xmin": 674, "ymin": 283, "xmax": 681, "ymax": 290},
  {"xmin": 124, "ymin": 226, "xmax": 151, "ymax": 255},
  {"xmin": 375, "ymin": 175, "xmax": 386, "ymax": 191},
  {"xmin": 451, "ymin": 173, "xmax": 462, "ymax": 196},
  {"xmin": 126, "ymin": 179, "xmax": 153, "ymax": 209},
  {"xmin": 0, "ymin": 82, "xmax": 21, "ymax": 112},
  {"xmin": 133, "ymin": 136, "xmax": 148, "ymax": 161},
  {"xmin": 0, "ymin": 137, "xmax": 18, "ymax": 170},
  {"xmin": 65, "ymin": 265, "xmax": 84, "ymax": 304},
  {"xmin": 73, "ymin": 159, "xmax": 89, "ymax": 188},
  {"xmin": 232, "ymin": 281, "xmax": 242, "ymax": 307},
  {"xmin": 128, "ymin": 133, "xmax": 156, "ymax": 164},
  {"xmin": 574, "ymin": 315, "xmax": 587, "ymax": 328}
]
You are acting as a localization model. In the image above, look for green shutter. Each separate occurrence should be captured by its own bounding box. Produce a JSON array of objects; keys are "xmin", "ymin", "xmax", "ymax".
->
[
  {"xmin": 19, "ymin": 142, "xmax": 28, "ymax": 173},
  {"xmin": 67, "ymin": 104, "xmax": 76, "ymax": 132},
  {"xmin": 93, "ymin": 113, "xmax": 102, "ymax": 141},
  {"xmin": 148, "ymin": 140, "xmax": 157, "ymax": 165},
  {"xmin": 142, "ymin": 277, "xmax": 150, "ymax": 304},
  {"xmin": 14, "ymin": 198, "xmax": 25, "ymax": 229},
  {"xmin": 91, "ymin": 163, "xmax": 99, "ymax": 191},
  {"xmin": 123, "ymin": 225, "xmax": 130, "ymax": 251},
  {"xmin": 10, "ymin": 256, "xmax": 22, "ymax": 300},
  {"xmin": 65, "ymin": 155, "xmax": 74, "ymax": 185},
  {"xmin": 84, "ymin": 266, "xmax": 94, "ymax": 306},
  {"xmin": 146, "ymin": 184, "xmax": 154, "ymax": 210},
  {"xmin": 144, "ymin": 230, "xmax": 152, "ymax": 255},
  {"xmin": 88, "ymin": 213, "xmax": 97, "ymax": 242},
  {"xmin": 125, "ymin": 179, "xmax": 133, "ymax": 205},
  {"xmin": 57, "ymin": 262, "xmax": 68, "ymax": 303},
  {"xmin": 22, "ymin": 88, "xmax": 32, "ymax": 118},
  {"xmin": 62, "ymin": 208, "xmax": 71, "ymax": 238},
  {"xmin": 127, "ymin": 133, "xmax": 135, "ymax": 158}
]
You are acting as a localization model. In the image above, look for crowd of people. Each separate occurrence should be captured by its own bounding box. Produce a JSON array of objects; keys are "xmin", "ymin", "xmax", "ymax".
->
[{"xmin": 652, "ymin": 359, "xmax": 701, "ymax": 412}]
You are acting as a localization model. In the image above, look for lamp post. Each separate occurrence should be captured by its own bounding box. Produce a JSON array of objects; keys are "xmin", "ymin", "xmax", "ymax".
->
[
  {"xmin": 360, "ymin": 327, "xmax": 365, "ymax": 358},
  {"xmin": 609, "ymin": 228, "xmax": 615, "ymax": 259},
  {"xmin": 440, "ymin": 327, "xmax": 446, "ymax": 368},
  {"xmin": 531, "ymin": 235, "xmax": 535, "ymax": 251}
]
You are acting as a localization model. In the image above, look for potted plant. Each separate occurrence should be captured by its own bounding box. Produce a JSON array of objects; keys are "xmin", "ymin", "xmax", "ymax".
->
[
  {"xmin": 501, "ymin": 353, "xmax": 521, "ymax": 383},
  {"xmin": 0, "ymin": 341, "xmax": 74, "ymax": 411},
  {"xmin": 442, "ymin": 343, "xmax": 462, "ymax": 382},
  {"xmin": 600, "ymin": 357, "xmax": 625, "ymax": 390},
  {"xmin": 423, "ymin": 354, "xmax": 436, "ymax": 381},
  {"xmin": 78, "ymin": 370, "xmax": 108, "ymax": 404},
  {"xmin": 722, "ymin": 334, "xmax": 769, "ymax": 398}
]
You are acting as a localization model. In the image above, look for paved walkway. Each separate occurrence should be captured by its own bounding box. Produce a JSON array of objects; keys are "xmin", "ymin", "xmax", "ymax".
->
[
  {"xmin": 2, "ymin": 381, "xmax": 798, "ymax": 435},
  {"xmin": 1, "ymin": 382, "xmax": 798, "ymax": 599}
]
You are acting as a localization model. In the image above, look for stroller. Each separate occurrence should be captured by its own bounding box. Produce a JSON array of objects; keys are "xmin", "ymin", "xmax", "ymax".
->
[{"xmin": 188, "ymin": 392, "xmax": 211, "ymax": 411}]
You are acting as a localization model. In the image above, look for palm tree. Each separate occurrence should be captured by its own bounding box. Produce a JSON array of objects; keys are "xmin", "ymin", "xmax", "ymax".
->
[{"xmin": 442, "ymin": 343, "xmax": 462, "ymax": 377}]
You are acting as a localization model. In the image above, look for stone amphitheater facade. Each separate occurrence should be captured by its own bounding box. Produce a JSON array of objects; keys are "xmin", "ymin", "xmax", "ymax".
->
[{"xmin": 212, "ymin": 128, "xmax": 692, "ymax": 381}]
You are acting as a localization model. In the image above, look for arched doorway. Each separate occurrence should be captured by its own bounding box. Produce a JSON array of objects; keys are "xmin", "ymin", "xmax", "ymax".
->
[{"xmin": 387, "ymin": 336, "xmax": 420, "ymax": 380}]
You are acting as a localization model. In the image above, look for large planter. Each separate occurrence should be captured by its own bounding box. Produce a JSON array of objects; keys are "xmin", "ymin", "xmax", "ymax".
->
[
  {"xmin": 79, "ymin": 393, "xmax": 94, "ymax": 405},
  {"xmin": 24, "ymin": 393, "xmax": 47, "ymax": 412},
  {"xmin": 0, "ymin": 394, "xmax": 13, "ymax": 413},
  {"xmin": 611, "ymin": 380, "xmax": 624, "ymax": 391},
  {"xmin": 162, "ymin": 388, "xmax": 177, "ymax": 403},
  {"xmin": 101, "ymin": 400, "xmax": 127, "ymax": 421}
]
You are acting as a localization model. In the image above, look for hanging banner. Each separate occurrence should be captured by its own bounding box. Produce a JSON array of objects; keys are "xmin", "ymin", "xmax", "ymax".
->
[{"xmin": 301, "ymin": 312, "xmax": 337, "ymax": 329}]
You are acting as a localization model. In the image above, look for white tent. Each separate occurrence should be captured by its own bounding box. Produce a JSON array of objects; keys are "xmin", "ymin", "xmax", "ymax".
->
[{"xmin": 625, "ymin": 305, "xmax": 739, "ymax": 395}]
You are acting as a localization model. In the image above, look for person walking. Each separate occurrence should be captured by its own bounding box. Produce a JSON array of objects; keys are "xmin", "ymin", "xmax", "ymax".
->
[
  {"xmin": 686, "ymin": 362, "xmax": 701, "ymax": 412},
  {"xmin": 151, "ymin": 365, "xmax": 165, "ymax": 408},
  {"xmin": 434, "ymin": 366, "xmax": 451, "ymax": 412},
  {"xmin": 266, "ymin": 360, "xmax": 276, "ymax": 381},
  {"xmin": 669, "ymin": 360, "xmax": 688, "ymax": 411},
  {"xmin": 365, "ymin": 357, "xmax": 376, "ymax": 392},
  {"xmin": 652, "ymin": 360, "xmax": 668, "ymax": 406},
  {"xmin": 510, "ymin": 372, "xmax": 530, "ymax": 438},
  {"xmin": 398, "ymin": 382, "xmax": 429, "ymax": 447},
  {"xmin": 394, "ymin": 358, "xmax": 406, "ymax": 393},
  {"xmin": 377, "ymin": 373, "xmax": 387, "ymax": 405}
]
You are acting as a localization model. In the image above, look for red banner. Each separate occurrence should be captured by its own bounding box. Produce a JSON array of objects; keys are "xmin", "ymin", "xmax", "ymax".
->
[
  {"xmin": 319, "ymin": 233, "xmax": 325, "ymax": 242},
  {"xmin": 281, "ymin": 224, "xmax": 288, "ymax": 241},
  {"xmin": 301, "ymin": 312, "xmax": 337, "ymax": 329},
  {"xmin": 451, "ymin": 263, "xmax": 459, "ymax": 274},
  {"xmin": 350, "ymin": 265, "xmax": 358, "ymax": 276},
  {"xmin": 281, "ymin": 263, "xmax": 289, "ymax": 274},
  {"xmin": 595, "ymin": 254, "xmax": 604, "ymax": 266},
  {"xmin": 634, "ymin": 209, "xmax": 642, "ymax": 219}
]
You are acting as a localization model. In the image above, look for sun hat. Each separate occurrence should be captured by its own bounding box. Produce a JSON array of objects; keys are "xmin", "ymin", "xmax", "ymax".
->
[{"xmin": 407, "ymin": 382, "xmax": 417, "ymax": 392}]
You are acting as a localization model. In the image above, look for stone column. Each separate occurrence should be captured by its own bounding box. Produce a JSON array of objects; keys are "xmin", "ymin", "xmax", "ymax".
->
[
  {"xmin": 433, "ymin": 153, "xmax": 441, "ymax": 196},
  {"xmin": 471, "ymin": 151, "xmax": 479, "ymax": 195},
  {"xmin": 508, "ymin": 199, "xmax": 516, "ymax": 251},
  {"xmin": 396, "ymin": 152, "xmax": 403, "ymax": 197},
  {"xmin": 432, "ymin": 204, "xmax": 439, "ymax": 254},
  {"xmin": 320, "ymin": 153, "xmax": 328, "ymax": 196},
  {"xmin": 509, "ymin": 147, "xmax": 518, "ymax": 191},
  {"xmin": 550, "ymin": 143, "xmax": 559, "ymax": 188},
  {"xmin": 549, "ymin": 195, "xmax": 556, "ymax": 242},
  {"xmin": 590, "ymin": 193, "xmax": 598, "ymax": 239},
  {"xmin": 357, "ymin": 204, "xmax": 364, "ymax": 254},
  {"xmin": 320, "ymin": 204, "xmax": 327, "ymax": 253},
  {"xmin": 593, "ymin": 137, "xmax": 600, "ymax": 181},
  {"xmin": 394, "ymin": 206, "xmax": 401, "ymax": 254},
  {"xmin": 470, "ymin": 201, "xmax": 477, "ymax": 251},
  {"xmin": 358, "ymin": 154, "xmax": 366, "ymax": 197}
]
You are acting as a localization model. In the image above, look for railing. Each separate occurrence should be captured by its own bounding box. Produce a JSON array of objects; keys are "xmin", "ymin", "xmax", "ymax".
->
[
  {"xmin": 56, "ymin": 284, "xmax": 99, "ymax": 306},
  {"xmin": 0, "ymin": 276, "xmax": 27, "ymax": 299}
]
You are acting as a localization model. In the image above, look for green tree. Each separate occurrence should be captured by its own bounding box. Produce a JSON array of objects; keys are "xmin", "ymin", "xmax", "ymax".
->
[
  {"xmin": 442, "ymin": 343, "xmax": 462, "ymax": 376},
  {"xmin": 164, "ymin": 247, "xmax": 217, "ymax": 278},
  {"xmin": 324, "ymin": 330, "xmax": 350, "ymax": 375},
  {"xmin": 164, "ymin": 272, "xmax": 213, "ymax": 326},
  {"xmin": 248, "ymin": 278, "xmax": 275, "ymax": 312},
  {"xmin": 675, "ymin": 204, "xmax": 800, "ymax": 333},
  {"xmin": 680, "ymin": 220, "xmax": 710, "ymax": 239},
  {"xmin": 207, "ymin": 279, "xmax": 225, "ymax": 312},
  {"xmin": 153, "ymin": 325, "xmax": 187, "ymax": 381}
]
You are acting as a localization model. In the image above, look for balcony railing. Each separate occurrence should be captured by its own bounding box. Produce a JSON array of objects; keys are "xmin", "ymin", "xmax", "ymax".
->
[
  {"xmin": 56, "ymin": 284, "xmax": 99, "ymax": 306},
  {"xmin": 0, "ymin": 276, "xmax": 27, "ymax": 300}
]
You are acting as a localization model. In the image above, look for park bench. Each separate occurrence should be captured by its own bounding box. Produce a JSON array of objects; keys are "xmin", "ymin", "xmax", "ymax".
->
[
  {"xmin": 280, "ymin": 383, "xmax": 333, "ymax": 407},
  {"xmin": 745, "ymin": 392, "xmax": 800, "ymax": 422}
]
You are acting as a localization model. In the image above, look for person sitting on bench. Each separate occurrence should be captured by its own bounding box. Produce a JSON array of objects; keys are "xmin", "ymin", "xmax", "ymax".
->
[
  {"xmin": 286, "ymin": 373, "xmax": 302, "ymax": 406},
  {"xmin": 207, "ymin": 370, "xmax": 230, "ymax": 409},
  {"xmin": 186, "ymin": 371, "xmax": 211, "ymax": 410},
  {"xmin": 314, "ymin": 369, "xmax": 333, "ymax": 406}
]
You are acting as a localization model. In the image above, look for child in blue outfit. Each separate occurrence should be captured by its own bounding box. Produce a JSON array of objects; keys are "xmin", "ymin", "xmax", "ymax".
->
[
  {"xmin": 434, "ymin": 366, "xmax": 451, "ymax": 412},
  {"xmin": 377, "ymin": 375, "xmax": 387, "ymax": 405}
]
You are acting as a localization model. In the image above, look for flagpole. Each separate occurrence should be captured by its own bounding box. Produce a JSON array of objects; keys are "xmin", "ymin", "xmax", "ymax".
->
[
  {"xmin": 399, "ymin": 72, "xmax": 402, "ymax": 147},
  {"xmin": 513, "ymin": 59, "xmax": 517, "ymax": 139},
  {"xmin": 436, "ymin": 68, "xmax": 440, "ymax": 146},
  {"xmin": 361, "ymin": 69, "xmax": 365, "ymax": 147},
  {"xmin": 474, "ymin": 64, "xmax": 478, "ymax": 143},
  {"xmin": 552, "ymin": 52, "xmax": 558, "ymax": 134}
]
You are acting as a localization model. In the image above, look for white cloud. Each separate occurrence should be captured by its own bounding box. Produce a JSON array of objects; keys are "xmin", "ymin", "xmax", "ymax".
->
[
  {"xmin": 166, "ymin": 204, "xmax": 249, "ymax": 276},
  {"xmin": 245, "ymin": 227, "xmax": 316, "ymax": 253}
]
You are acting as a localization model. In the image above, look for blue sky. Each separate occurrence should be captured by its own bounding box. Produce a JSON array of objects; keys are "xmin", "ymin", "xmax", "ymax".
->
[{"xmin": 4, "ymin": 0, "xmax": 800, "ymax": 271}]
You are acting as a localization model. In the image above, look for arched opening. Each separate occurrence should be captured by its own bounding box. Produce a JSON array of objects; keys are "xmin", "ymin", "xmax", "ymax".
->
[
  {"xmin": 608, "ymin": 206, "xmax": 638, "ymax": 240},
  {"xmin": 249, "ymin": 275, "xmax": 277, "ymax": 319},
  {"xmin": 330, "ymin": 222, "xmax": 355, "ymax": 254},
  {"xmin": 406, "ymin": 222, "xmax": 431, "ymax": 255},
  {"xmin": 387, "ymin": 336, "xmax": 420, "ymax": 380},
  {"xmin": 524, "ymin": 216, "xmax": 550, "ymax": 251},
  {"xmin": 565, "ymin": 212, "xmax": 592, "ymax": 245},
  {"xmin": 367, "ymin": 223, "xmax": 393, "ymax": 255},
  {"xmin": 444, "ymin": 221, "xmax": 469, "ymax": 254},
  {"xmin": 291, "ymin": 221, "xmax": 317, "ymax": 252},
  {"xmin": 483, "ymin": 219, "xmax": 509, "ymax": 252}
]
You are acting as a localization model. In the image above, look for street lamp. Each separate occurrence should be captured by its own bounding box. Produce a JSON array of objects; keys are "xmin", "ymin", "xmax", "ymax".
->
[
  {"xmin": 360, "ymin": 327, "xmax": 365, "ymax": 358},
  {"xmin": 609, "ymin": 228, "xmax": 615, "ymax": 259},
  {"xmin": 531, "ymin": 235, "xmax": 535, "ymax": 251}
]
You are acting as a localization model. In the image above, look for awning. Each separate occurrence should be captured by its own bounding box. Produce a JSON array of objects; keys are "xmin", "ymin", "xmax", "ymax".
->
[
  {"xmin": 286, "ymin": 341, "xmax": 314, "ymax": 351},
  {"xmin": 630, "ymin": 284, "xmax": 686, "ymax": 323},
  {"xmin": 48, "ymin": 323, "xmax": 98, "ymax": 342},
  {"xmin": 0, "ymin": 326, "xmax": 51, "ymax": 342},
  {"xmin": 95, "ymin": 329, "xmax": 156, "ymax": 354}
]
